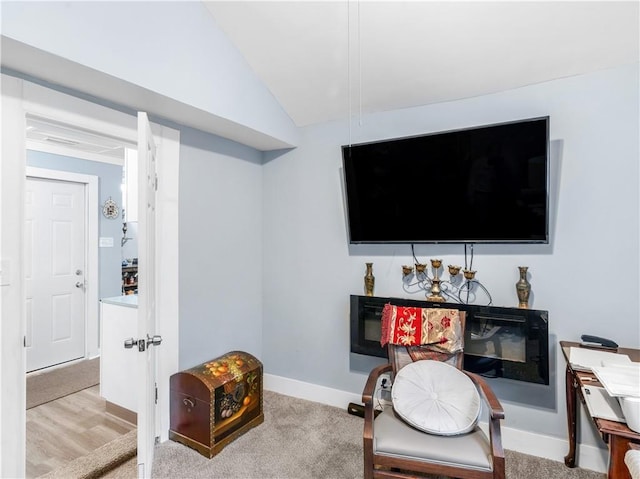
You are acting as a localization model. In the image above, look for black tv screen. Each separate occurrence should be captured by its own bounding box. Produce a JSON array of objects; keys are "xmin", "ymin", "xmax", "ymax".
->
[{"xmin": 342, "ymin": 117, "xmax": 549, "ymax": 244}]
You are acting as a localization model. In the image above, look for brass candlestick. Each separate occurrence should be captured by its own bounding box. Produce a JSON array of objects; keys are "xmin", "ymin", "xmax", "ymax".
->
[
  {"xmin": 463, "ymin": 269, "xmax": 476, "ymax": 280},
  {"xmin": 415, "ymin": 263, "xmax": 427, "ymax": 274},
  {"xmin": 402, "ymin": 265, "xmax": 414, "ymax": 277},
  {"xmin": 448, "ymin": 265, "xmax": 461, "ymax": 276},
  {"xmin": 427, "ymin": 259, "xmax": 445, "ymax": 302}
]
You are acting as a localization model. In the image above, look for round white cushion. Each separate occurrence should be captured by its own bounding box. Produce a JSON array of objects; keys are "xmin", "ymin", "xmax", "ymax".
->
[{"xmin": 391, "ymin": 360, "xmax": 481, "ymax": 436}]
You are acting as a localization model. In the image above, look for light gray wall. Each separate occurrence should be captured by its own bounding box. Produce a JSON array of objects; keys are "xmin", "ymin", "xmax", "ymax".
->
[
  {"xmin": 121, "ymin": 221, "xmax": 138, "ymax": 262},
  {"xmin": 178, "ymin": 127, "xmax": 264, "ymax": 369},
  {"xmin": 1, "ymin": 1, "xmax": 298, "ymax": 148},
  {"xmin": 26, "ymin": 150, "xmax": 123, "ymax": 299},
  {"xmin": 261, "ymin": 63, "xmax": 639, "ymax": 445}
]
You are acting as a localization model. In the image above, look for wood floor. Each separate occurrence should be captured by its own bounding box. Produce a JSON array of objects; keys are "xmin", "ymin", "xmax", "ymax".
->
[{"xmin": 26, "ymin": 385, "xmax": 136, "ymax": 478}]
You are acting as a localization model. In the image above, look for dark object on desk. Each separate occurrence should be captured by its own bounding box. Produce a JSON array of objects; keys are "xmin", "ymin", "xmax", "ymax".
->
[{"xmin": 581, "ymin": 334, "xmax": 618, "ymax": 350}]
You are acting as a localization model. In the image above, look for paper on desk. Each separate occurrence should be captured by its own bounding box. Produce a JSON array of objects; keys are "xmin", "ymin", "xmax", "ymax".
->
[
  {"xmin": 592, "ymin": 363, "xmax": 640, "ymax": 398},
  {"xmin": 568, "ymin": 346, "xmax": 632, "ymax": 371},
  {"xmin": 581, "ymin": 386, "xmax": 626, "ymax": 422}
]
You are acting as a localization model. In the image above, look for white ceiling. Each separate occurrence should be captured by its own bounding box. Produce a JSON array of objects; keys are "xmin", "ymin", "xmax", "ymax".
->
[{"xmin": 204, "ymin": 1, "xmax": 639, "ymax": 127}]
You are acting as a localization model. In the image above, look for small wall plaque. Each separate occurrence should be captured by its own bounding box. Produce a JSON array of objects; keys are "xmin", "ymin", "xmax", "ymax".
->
[{"xmin": 102, "ymin": 197, "xmax": 119, "ymax": 219}]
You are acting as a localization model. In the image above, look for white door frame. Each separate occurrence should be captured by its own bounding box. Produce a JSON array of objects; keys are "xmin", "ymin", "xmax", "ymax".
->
[
  {"xmin": 26, "ymin": 167, "xmax": 99, "ymax": 362},
  {"xmin": 0, "ymin": 75, "xmax": 180, "ymax": 478}
]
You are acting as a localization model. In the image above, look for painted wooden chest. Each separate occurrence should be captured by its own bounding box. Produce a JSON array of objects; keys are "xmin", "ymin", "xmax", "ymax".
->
[{"xmin": 169, "ymin": 351, "xmax": 264, "ymax": 458}]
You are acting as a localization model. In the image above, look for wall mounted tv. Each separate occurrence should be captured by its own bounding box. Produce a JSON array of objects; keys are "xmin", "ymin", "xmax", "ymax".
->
[{"xmin": 342, "ymin": 116, "xmax": 549, "ymax": 244}]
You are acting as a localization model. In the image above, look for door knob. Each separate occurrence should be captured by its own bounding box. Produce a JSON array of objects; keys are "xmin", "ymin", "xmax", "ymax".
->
[
  {"xmin": 75, "ymin": 282, "xmax": 83, "ymax": 288},
  {"xmin": 124, "ymin": 337, "xmax": 146, "ymax": 351},
  {"xmin": 75, "ymin": 269, "xmax": 83, "ymax": 276},
  {"xmin": 124, "ymin": 335, "xmax": 162, "ymax": 351}
]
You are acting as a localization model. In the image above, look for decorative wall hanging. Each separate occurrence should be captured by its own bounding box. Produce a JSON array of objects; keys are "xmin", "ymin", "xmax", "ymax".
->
[{"xmin": 102, "ymin": 196, "xmax": 119, "ymax": 219}]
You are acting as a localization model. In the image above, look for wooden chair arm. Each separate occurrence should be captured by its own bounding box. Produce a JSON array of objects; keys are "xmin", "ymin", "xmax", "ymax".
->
[
  {"xmin": 465, "ymin": 370, "xmax": 505, "ymax": 475},
  {"xmin": 465, "ymin": 371, "xmax": 505, "ymax": 420},
  {"xmin": 363, "ymin": 363, "xmax": 391, "ymax": 460},
  {"xmin": 362, "ymin": 363, "xmax": 392, "ymax": 405}
]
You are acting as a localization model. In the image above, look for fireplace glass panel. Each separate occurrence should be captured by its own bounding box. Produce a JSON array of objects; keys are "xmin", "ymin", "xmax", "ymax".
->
[
  {"xmin": 363, "ymin": 304, "xmax": 383, "ymax": 342},
  {"xmin": 364, "ymin": 319, "xmax": 382, "ymax": 343},
  {"xmin": 465, "ymin": 315, "xmax": 527, "ymax": 363}
]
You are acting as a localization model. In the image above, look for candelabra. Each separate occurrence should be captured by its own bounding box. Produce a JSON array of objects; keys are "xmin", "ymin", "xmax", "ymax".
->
[{"xmin": 401, "ymin": 259, "xmax": 492, "ymax": 305}]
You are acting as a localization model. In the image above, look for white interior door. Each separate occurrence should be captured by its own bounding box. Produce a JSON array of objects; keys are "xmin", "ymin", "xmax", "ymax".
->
[
  {"xmin": 137, "ymin": 112, "xmax": 158, "ymax": 478},
  {"xmin": 25, "ymin": 177, "xmax": 85, "ymax": 372}
]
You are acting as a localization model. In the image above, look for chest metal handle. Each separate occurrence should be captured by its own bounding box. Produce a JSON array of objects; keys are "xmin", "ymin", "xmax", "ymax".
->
[{"xmin": 183, "ymin": 397, "xmax": 195, "ymax": 409}]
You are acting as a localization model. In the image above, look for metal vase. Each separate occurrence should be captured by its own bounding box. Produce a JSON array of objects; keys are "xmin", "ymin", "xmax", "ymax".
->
[
  {"xmin": 516, "ymin": 266, "xmax": 531, "ymax": 309},
  {"xmin": 364, "ymin": 263, "xmax": 375, "ymax": 297}
]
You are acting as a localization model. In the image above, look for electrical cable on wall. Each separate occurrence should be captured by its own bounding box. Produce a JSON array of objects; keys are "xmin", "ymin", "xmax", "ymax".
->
[
  {"xmin": 347, "ymin": 0, "xmax": 351, "ymax": 146},
  {"xmin": 347, "ymin": 0, "xmax": 363, "ymax": 146}
]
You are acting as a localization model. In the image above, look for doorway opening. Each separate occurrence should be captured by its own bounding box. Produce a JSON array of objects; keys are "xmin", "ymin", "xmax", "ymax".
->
[
  {"xmin": 3, "ymin": 74, "xmax": 180, "ymax": 477},
  {"xmin": 25, "ymin": 118, "xmax": 138, "ymax": 477}
]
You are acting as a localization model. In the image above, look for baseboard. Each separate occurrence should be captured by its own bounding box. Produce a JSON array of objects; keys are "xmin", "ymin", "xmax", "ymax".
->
[
  {"xmin": 264, "ymin": 373, "xmax": 362, "ymax": 410},
  {"xmin": 105, "ymin": 400, "xmax": 137, "ymax": 425},
  {"xmin": 501, "ymin": 424, "xmax": 608, "ymax": 473},
  {"xmin": 263, "ymin": 373, "xmax": 608, "ymax": 474}
]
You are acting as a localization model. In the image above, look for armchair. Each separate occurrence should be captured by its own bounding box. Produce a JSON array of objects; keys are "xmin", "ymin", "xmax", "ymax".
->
[{"xmin": 362, "ymin": 305, "xmax": 505, "ymax": 479}]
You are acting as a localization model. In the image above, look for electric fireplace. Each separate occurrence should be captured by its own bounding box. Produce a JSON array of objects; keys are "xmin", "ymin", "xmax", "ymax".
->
[{"xmin": 350, "ymin": 295, "xmax": 549, "ymax": 385}]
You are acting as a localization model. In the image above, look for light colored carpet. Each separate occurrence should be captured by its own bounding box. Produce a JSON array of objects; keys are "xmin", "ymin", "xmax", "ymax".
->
[
  {"xmin": 41, "ymin": 429, "xmax": 136, "ymax": 479},
  {"xmin": 100, "ymin": 390, "xmax": 605, "ymax": 479},
  {"xmin": 27, "ymin": 358, "xmax": 100, "ymax": 409}
]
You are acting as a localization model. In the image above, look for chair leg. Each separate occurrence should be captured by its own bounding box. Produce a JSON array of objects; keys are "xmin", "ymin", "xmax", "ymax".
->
[
  {"xmin": 494, "ymin": 454, "xmax": 506, "ymax": 479},
  {"xmin": 363, "ymin": 449, "xmax": 373, "ymax": 479}
]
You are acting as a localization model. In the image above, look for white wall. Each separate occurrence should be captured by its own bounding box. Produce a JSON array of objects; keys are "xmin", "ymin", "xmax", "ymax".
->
[
  {"xmin": 0, "ymin": 1, "xmax": 299, "ymax": 150},
  {"xmin": 178, "ymin": 127, "xmax": 264, "ymax": 369},
  {"xmin": 262, "ymin": 64, "xmax": 640, "ymax": 448}
]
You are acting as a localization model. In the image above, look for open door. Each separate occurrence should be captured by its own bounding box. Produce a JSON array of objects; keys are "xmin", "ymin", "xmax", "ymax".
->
[{"xmin": 136, "ymin": 112, "xmax": 160, "ymax": 478}]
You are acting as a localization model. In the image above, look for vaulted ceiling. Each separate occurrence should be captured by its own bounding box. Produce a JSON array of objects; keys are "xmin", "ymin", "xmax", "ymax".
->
[{"xmin": 204, "ymin": 1, "xmax": 639, "ymax": 127}]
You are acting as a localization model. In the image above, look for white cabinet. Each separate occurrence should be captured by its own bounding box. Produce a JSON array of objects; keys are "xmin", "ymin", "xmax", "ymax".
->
[{"xmin": 100, "ymin": 296, "xmax": 138, "ymax": 414}]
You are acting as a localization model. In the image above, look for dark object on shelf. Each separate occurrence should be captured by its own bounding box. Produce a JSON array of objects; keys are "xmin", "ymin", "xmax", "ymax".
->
[
  {"xmin": 169, "ymin": 351, "xmax": 264, "ymax": 458},
  {"xmin": 122, "ymin": 264, "xmax": 138, "ymax": 294},
  {"xmin": 350, "ymin": 294, "xmax": 550, "ymax": 385}
]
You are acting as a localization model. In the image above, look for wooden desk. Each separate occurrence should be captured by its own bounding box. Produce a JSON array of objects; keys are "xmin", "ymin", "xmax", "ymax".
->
[{"xmin": 560, "ymin": 341, "xmax": 640, "ymax": 479}]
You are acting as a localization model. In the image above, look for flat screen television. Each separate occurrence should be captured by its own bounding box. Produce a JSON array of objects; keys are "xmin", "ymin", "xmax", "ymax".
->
[{"xmin": 342, "ymin": 116, "xmax": 549, "ymax": 244}]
